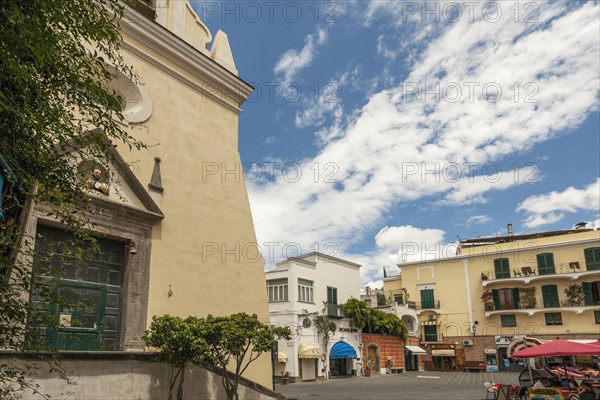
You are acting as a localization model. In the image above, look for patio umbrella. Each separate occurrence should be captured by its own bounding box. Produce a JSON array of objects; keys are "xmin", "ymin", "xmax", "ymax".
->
[
  {"xmin": 511, "ymin": 340, "xmax": 600, "ymax": 358},
  {"xmin": 512, "ymin": 340, "xmax": 600, "ymax": 384}
]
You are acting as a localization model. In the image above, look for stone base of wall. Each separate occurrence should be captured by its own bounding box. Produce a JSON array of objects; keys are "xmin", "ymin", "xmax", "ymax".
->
[{"xmin": 1, "ymin": 351, "xmax": 284, "ymax": 400}]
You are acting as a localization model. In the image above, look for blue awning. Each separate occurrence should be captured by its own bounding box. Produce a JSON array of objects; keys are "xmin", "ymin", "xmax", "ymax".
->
[{"xmin": 330, "ymin": 342, "xmax": 357, "ymax": 360}]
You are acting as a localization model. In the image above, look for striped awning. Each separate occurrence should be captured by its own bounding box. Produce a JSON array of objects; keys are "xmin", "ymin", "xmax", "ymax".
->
[
  {"xmin": 277, "ymin": 351, "xmax": 288, "ymax": 363},
  {"xmin": 432, "ymin": 349, "xmax": 455, "ymax": 357},
  {"xmin": 298, "ymin": 343, "xmax": 323, "ymax": 359}
]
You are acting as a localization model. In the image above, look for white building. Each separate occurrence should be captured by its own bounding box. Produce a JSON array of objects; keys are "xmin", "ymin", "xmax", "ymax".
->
[{"xmin": 266, "ymin": 252, "xmax": 361, "ymax": 382}]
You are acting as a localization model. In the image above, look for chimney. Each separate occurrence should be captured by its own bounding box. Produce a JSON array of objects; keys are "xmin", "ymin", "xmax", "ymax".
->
[
  {"xmin": 574, "ymin": 222, "xmax": 587, "ymax": 230},
  {"xmin": 507, "ymin": 223, "xmax": 513, "ymax": 237}
]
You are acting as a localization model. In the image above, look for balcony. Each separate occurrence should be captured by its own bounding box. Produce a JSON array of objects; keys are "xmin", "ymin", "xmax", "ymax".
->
[
  {"xmin": 326, "ymin": 303, "xmax": 345, "ymax": 318},
  {"xmin": 481, "ymin": 262, "xmax": 599, "ymax": 288},
  {"xmin": 484, "ymin": 296, "xmax": 600, "ymax": 317},
  {"xmin": 414, "ymin": 301, "xmax": 441, "ymax": 315},
  {"xmin": 126, "ymin": 0, "xmax": 156, "ymax": 20}
]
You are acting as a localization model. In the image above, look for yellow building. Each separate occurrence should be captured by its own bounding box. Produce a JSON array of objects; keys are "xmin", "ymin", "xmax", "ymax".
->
[
  {"xmin": 20, "ymin": 0, "xmax": 271, "ymax": 386},
  {"xmin": 398, "ymin": 226, "xmax": 600, "ymax": 372}
]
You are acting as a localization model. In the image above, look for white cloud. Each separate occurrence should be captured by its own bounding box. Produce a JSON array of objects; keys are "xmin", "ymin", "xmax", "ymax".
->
[
  {"xmin": 375, "ymin": 225, "xmax": 452, "ymax": 264},
  {"xmin": 250, "ymin": 3, "xmax": 600, "ymax": 284},
  {"xmin": 517, "ymin": 178, "xmax": 600, "ymax": 229},
  {"xmin": 467, "ymin": 215, "xmax": 491, "ymax": 226},
  {"xmin": 264, "ymin": 136, "xmax": 279, "ymax": 145},
  {"xmin": 522, "ymin": 213, "xmax": 565, "ymax": 229},
  {"xmin": 273, "ymin": 29, "xmax": 327, "ymax": 83}
]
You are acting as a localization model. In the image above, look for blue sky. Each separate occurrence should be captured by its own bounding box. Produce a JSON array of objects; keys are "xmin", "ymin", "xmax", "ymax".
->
[{"xmin": 193, "ymin": 1, "xmax": 600, "ymax": 287}]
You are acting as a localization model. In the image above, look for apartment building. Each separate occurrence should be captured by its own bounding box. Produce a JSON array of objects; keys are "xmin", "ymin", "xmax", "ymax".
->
[
  {"xmin": 266, "ymin": 253, "xmax": 361, "ymax": 382},
  {"xmin": 399, "ymin": 225, "xmax": 600, "ymax": 372}
]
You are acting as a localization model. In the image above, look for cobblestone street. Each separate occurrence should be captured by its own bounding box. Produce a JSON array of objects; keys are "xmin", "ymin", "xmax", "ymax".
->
[{"xmin": 276, "ymin": 371, "xmax": 521, "ymax": 400}]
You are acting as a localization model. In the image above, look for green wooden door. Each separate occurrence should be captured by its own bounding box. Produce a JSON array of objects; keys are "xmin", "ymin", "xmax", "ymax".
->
[
  {"xmin": 327, "ymin": 287, "xmax": 338, "ymax": 316},
  {"xmin": 420, "ymin": 289, "xmax": 435, "ymax": 309},
  {"xmin": 47, "ymin": 281, "xmax": 107, "ymax": 350},
  {"xmin": 33, "ymin": 225, "xmax": 124, "ymax": 350}
]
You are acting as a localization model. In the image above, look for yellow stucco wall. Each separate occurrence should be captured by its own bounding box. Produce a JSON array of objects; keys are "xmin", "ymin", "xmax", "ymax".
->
[
  {"xmin": 117, "ymin": 24, "xmax": 271, "ymax": 385},
  {"xmin": 400, "ymin": 230, "xmax": 600, "ymax": 340},
  {"xmin": 382, "ymin": 276, "xmax": 403, "ymax": 301}
]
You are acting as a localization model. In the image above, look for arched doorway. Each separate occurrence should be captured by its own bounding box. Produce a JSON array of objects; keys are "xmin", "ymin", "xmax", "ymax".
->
[
  {"xmin": 329, "ymin": 341, "xmax": 357, "ymax": 377},
  {"xmin": 366, "ymin": 344, "xmax": 380, "ymax": 373}
]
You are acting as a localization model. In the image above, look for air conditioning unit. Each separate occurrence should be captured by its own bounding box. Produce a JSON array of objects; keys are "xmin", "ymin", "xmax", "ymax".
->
[
  {"xmin": 463, "ymin": 340, "xmax": 474, "ymax": 346},
  {"xmin": 428, "ymin": 315, "xmax": 437, "ymax": 321}
]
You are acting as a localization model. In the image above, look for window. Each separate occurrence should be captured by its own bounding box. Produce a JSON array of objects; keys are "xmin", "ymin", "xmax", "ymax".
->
[
  {"xmin": 267, "ymin": 278, "xmax": 288, "ymax": 302},
  {"xmin": 595, "ymin": 310, "xmax": 600, "ymax": 324},
  {"xmin": 394, "ymin": 295, "xmax": 403, "ymax": 305},
  {"xmin": 423, "ymin": 325, "xmax": 438, "ymax": 342},
  {"xmin": 420, "ymin": 289, "xmax": 435, "ymax": 309},
  {"xmin": 537, "ymin": 253, "xmax": 556, "ymax": 275},
  {"xmin": 584, "ymin": 247, "xmax": 600, "ymax": 271},
  {"xmin": 542, "ymin": 285, "xmax": 559, "ymax": 308},
  {"xmin": 298, "ymin": 279, "xmax": 313, "ymax": 303},
  {"xmin": 501, "ymin": 314, "xmax": 517, "ymax": 327},
  {"xmin": 545, "ymin": 312, "xmax": 562, "ymax": 325},
  {"xmin": 582, "ymin": 281, "xmax": 600, "ymax": 306},
  {"xmin": 492, "ymin": 288, "xmax": 520, "ymax": 310},
  {"xmin": 494, "ymin": 258, "xmax": 510, "ymax": 279}
]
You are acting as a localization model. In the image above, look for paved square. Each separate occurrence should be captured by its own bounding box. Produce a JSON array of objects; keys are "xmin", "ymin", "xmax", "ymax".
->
[{"xmin": 276, "ymin": 371, "xmax": 520, "ymax": 400}]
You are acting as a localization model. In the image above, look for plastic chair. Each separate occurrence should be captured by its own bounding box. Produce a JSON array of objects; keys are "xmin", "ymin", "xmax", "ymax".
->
[{"xmin": 484, "ymin": 382, "xmax": 498, "ymax": 400}]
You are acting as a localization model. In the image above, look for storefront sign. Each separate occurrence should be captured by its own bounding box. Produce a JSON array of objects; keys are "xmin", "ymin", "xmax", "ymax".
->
[
  {"xmin": 485, "ymin": 349, "xmax": 497, "ymax": 354},
  {"xmin": 339, "ymin": 327, "xmax": 358, "ymax": 333},
  {"xmin": 486, "ymin": 365, "xmax": 499, "ymax": 372}
]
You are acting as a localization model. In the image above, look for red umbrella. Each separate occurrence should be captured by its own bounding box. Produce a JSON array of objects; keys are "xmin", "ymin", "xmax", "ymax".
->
[{"xmin": 511, "ymin": 339, "xmax": 600, "ymax": 358}]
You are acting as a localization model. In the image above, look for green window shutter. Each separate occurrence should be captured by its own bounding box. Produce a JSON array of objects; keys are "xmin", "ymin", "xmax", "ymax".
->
[
  {"xmin": 545, "ymin": 312, "xmax": 562, "ymax": 325},
  {"xmin": 537, "ymin": 253, "xmax": 556, "ymax": 275},
  {"xmin": 492, "ymin": 289, "xmax": 499, "ymax": 310},
  {"xmin": 420, "ymin": 289, "xmax": 435, "ymax": 309},
  {"xmin": 394, "ymin": 295, "xmax": 403, "ymax": 305},
  {"xmin": 584, "ymin": 248, "xmax": 600, "ymax": 271},
  {"xmin": 494, "ymin": 258, "xmax": 510, "ymax": 279},
  {"xmin": 501, "ymin": 315, "xmax": 516, "ymax": 327},
  {"xmin": 582, "ymin": 282, "xmax": 593, "ymax": 306},
  {"xmin": 327, "ymin": 287, "xmax": 338, "ymax": 304},
  {"xmin": 595, "ymin": 310, "xmax": 600, "ymax": 324},
  {"xmin": 512, "ymin": 288, "xmax": 520, "ymax": 309},
  {"xmin": 542, "ymin": 285, "xmax": 559, "ymax": 308}
]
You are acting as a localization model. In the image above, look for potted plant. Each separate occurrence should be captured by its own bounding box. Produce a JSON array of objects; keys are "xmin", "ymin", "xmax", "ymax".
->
[
  {"xmin": 564, "ymin": 284, "xmax": 584, "ymax": 306},
  {"xmin": 281, "ymin": 371, "xmax": 289, "ymax": 385},
  {"xmin": 481, "ymin": 290, "xmax": 495, "ymax": 311},
  {"xmin": 519, "ymin": 287, "xmax": 537, "ymax": 309}
]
